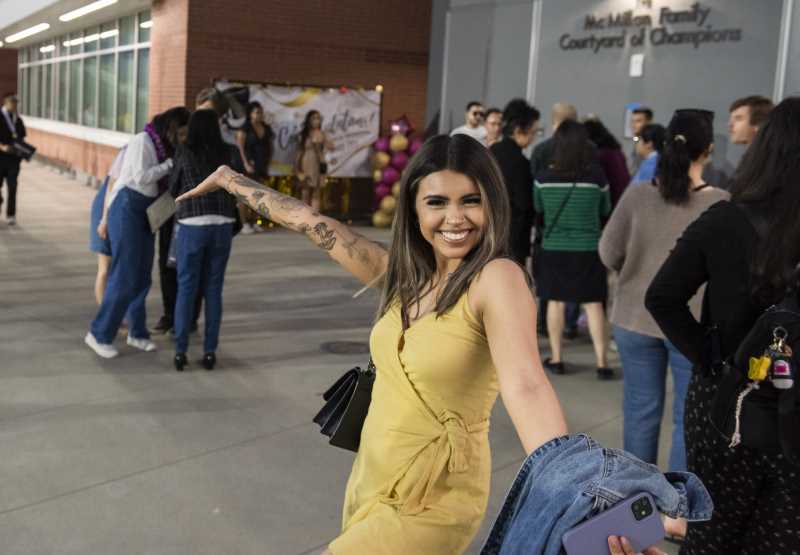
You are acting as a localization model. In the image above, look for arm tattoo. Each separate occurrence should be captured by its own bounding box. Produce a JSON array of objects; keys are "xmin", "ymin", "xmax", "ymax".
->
[
  {"xmin": 310, "ymin": 223, "xmax": 337, "ymax": 250},
  {"xmin": 341, "ymin": 232, "xmax": 382, "ymax": 268}
]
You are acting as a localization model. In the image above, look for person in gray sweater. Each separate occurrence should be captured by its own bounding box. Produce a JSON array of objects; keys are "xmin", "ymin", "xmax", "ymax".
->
[{"xmin": 599, "ymin": 109, "xmax": 728, "ymax": 541}]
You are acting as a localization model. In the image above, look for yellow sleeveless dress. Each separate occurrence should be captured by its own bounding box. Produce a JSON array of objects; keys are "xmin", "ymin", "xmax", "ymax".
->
[{"xmin": 329, "ymin": 292, "xmax": 499, "ymax": 554}]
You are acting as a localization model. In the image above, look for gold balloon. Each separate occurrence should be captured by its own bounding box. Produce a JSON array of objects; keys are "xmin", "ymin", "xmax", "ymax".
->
[
  {"xmin": 389, "ymin": 133, "xmax": 409, "ymax": 152},
  {"xmin": 391, "ymin": 182, "xmax": 401, "ymax": 197},
  {"xmin": 380, "ymin": 195, "xmax": 397, "ymax": 214},
  {"xmin": 373, "ymin": 169, "xmax": 383, "ymax": 183},
  {"xmin": 373, "ymin": 151, "xmax": 391, "ymax": 169},
  {"xmin": 372, "ymin": 210, "xmax": 392, "ymax": 228}
]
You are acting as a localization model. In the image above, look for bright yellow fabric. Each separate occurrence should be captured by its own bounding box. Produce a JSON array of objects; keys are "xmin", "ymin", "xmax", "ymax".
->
[{"xmin": 329, "ymin": 293, "xmax": 499, "ymax": 554}]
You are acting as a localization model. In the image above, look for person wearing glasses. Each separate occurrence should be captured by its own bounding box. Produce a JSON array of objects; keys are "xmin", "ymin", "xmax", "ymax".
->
[{"xmin": 450, "ymin": 101, "xmax": 488, "ymax": 145}]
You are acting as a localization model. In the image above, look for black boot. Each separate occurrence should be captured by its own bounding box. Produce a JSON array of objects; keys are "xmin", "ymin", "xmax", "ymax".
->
[
  {"xmin": 174, "ymin": 353, "xmax": 188, "ymax": 372},
  {"xmin": 202, "ymin": 352, "xmax": 216, "ymax": 371}
]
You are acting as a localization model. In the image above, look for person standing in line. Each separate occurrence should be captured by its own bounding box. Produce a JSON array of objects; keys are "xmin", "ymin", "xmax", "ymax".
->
[
  {"xmin": 728, "ymin": 95, "xmax": 773, "ymax": 146},
  {"xmin": 450, "ymin": 101, "xmax": 488, "ymax": 145},
  {"xmin": 646, "ymin": 97, "xmax": 800, "ymax": 554},
  {"xmin": 0, "ymin": 93, "xmax": 27, "ymax": 226},
  {"xmin": 600, "ymin": 110, "xmax": 728, "ymax": 542},
  {"xmin": 630, "ymin": 124, "xmax": 666, "ymax": 184},
  {"xmin": 91, "ymin": 147, "xmax": 126, "ymax": 304},
  {"xmin": 489, "ymin": 99, "xmax": 540, "ymax": 265},
  {"xmin": 85, "ymin": 107, "xmax": 190, "ymax": 359},
  {"xmin": 628, "ymin": 106, "xmax": 653, "ymax": 175},
  {"xmin": 534, "ymin": 120, "xmax": 613, "ymax": 379},
  {"xmin": 584, "ymin": 117, "xmax": 631, "ymax": 207},
  {"xmin": 484, "ymin": 107, "xmax": 503, "ymax": 147},
  {"xmin": 530, "ymin": 102, "xmax": 579, "ymax": 336},
  {"xmin": 236, "ymin": 101, "xmax": 274, "ymax": 234},
  {"xmin": 296, "ymin": 110, "xmax": 334, "ymax": 211},
  {"xmin": 170, "ymin": 110, "xmax": 243, "ymax": 371}
]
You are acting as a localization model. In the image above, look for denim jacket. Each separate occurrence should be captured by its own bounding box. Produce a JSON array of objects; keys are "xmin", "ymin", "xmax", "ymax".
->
[{"xmin": 481, "ymin": 434, "xmax": 713, "ymax": 555}]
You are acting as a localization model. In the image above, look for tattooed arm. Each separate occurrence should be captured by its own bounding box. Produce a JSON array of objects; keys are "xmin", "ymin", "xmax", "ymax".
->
[{"xmin": 176, "ymin": 165, "xmax": 388, "ymax": 285}]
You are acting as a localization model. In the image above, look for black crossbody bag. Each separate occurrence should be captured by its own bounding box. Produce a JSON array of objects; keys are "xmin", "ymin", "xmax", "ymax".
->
[{"xmin": 313, "ymin": 359, "xmax": 375, "ymax": 451}]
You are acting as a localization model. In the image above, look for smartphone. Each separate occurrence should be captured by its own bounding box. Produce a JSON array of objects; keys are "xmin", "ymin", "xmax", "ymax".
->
[{"xmin": 562, "ymin": 493, "xmax": 665, "ymax": 555}]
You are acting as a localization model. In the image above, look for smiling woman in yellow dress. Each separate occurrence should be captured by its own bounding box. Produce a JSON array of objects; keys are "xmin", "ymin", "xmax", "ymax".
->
[{"xmin": 177, "ymin": 134, "xmax": 572, "ymax": 554}]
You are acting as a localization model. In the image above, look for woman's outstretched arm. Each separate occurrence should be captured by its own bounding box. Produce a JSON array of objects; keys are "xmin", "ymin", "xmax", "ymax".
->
[{"xmin": 176, "ymin": 165, "xmax": 388, "ymax": 285}]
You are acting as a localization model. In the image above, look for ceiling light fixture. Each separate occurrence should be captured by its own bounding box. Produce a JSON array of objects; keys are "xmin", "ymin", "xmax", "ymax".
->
[
  {"xmin": 6, "ymin": 23, "xmax": 50, "ymax": 43},
  {"xmin": 40, "ymin": 44, "xmax": 56, "ymax": 53},
  {"xmin": 139, "ymin": 21, "xmax": 153, "ymax": 29},
  {"xmin": 99, "ymin": 29, "xmax": 118, "ymax": 39},
  {"xmin": 59, "ymin": 0, "xmax": 118, "ymax": 22}
]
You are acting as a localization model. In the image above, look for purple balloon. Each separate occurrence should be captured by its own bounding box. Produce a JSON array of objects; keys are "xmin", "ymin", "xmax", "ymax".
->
[
  {"xmin": 382, "ymin": 166, "xmax": 400, "ymax": 185},
  {"xmin": 390, "ymin": 152, "xmax": 409, "ymax": 171},
  {"xmin": 408, "ymin": 137, "xmax": 423, "ymax": 156},
  {"xmin": 373, "ymin": 136, "xmax": 390, "ymax": 153},
  {"xmin": 375, "ymin": 182, "xmax": 391, "ymax": 199}
]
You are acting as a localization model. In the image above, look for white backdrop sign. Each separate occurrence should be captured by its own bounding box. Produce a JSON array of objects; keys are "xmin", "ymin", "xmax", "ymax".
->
[{"xmin": 216, "ymin": 81, "xmax": 381, "ymax": 178}]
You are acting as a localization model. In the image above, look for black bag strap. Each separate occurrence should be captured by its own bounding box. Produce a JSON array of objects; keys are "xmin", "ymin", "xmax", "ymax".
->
[{"xmin": 544, "ymin": 180, "xmax": 577, "ymax": 240}]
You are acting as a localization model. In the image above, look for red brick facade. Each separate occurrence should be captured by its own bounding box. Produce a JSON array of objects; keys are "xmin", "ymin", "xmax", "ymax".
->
[
  {"xmin": 15, "ymin": 0, "xmax": 431, "ymax": 180},
  {"xmin": 0, "ymin": 49, "xmax": 18, "ymax": 99}
]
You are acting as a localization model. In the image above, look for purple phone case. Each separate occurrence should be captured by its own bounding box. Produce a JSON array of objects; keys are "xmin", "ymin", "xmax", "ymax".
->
[{"xmin": 562, "ymin": 493, "xmax": 665, "ymax": 555}]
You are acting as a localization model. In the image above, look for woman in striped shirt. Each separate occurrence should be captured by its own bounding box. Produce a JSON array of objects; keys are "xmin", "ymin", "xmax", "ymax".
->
[{"xmin": 533, "ymin": 120, "xmax": 613, "ymax": 379}]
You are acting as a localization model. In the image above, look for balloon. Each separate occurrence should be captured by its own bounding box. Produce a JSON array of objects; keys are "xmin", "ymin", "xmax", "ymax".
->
[
  {"xmin": 391, "ymin": 182, "xmax": 401, "ymax": 197},
  {"xmin": 390, "ymin": 133, "xmax": 409, "ymax": 153},
  {"xmin": 373, "ymin": 151, "xmax": 390, "ymax": 169},
  {"xmin": 373, "ymin": 136, "xmax": 390, "ymax": 152},
  {"xmin": 372, "ymin": 210, "xmax": 392, "ymax": 228},
  {"xmin": 389, "ymin": 115, "xmax": 414, "ymax": 136},
  {"xmin": 373, "ymin": 169, "xmax": 383, "ymax": 183},
  {"xmin": 375, "ymin": 183, "xmax": 391, "ymax": 198},
  {"xmin": 408, "ymin": 137, "xmax": 423, "ymax": 156},
  {"xmin": 390, "ymin": 152, "xmax": 409, "ymax": 171},
  {"xmin": 380, "ymin": 195, "xmax": 397, "ymax": 214},
  {"xmin": 382, "ymin": 166, "xmax": 400, "ymax": 185}
]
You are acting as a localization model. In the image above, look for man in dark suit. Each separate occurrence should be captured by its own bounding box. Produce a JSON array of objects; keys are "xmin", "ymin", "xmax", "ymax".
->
[{"xmin": 0, "ymin": 93, "xmax": 27, "ymax": 225}]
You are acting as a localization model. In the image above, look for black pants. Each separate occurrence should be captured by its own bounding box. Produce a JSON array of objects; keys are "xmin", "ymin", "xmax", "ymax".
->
[
  {"xmin": 681, "ymin": 373, "xmax": 800, "ymax": 554},
  {"xmin": 510, "ymin": 214, "xmax": 533, "ymax": 266},
  {"xmin": 0, "ymin": 164, "xmax": 20, "ymax": 217},
  {"xmin": 159, "ymin": 218, "xmax": 202, "ymax": 326}
]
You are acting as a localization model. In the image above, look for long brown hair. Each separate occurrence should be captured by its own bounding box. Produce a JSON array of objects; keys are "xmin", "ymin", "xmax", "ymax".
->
[{"xmin": 378, "ymin": 134, "xmax": 511, "ymax": 325}]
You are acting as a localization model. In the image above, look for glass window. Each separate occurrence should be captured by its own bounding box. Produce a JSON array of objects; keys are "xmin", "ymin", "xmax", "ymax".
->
[
  {"xmin": 100, "ymin": 21, "xmax": 117, "ymax": 50},
  {"xmin": 119, "ymin": 15, "xmax": 135, "ymax": 46},
  {"xmin": 20, "ymin": 48, "xmax": 28, "ymax": 64},
  {"xmin": 99, "ymin": 54, "xmax": 115, "ymax": 130},
  {"xmin": 84, "ymin": 26, "xmax": 99, "ymax": 53},
  {"xmin": 138, "ymin": 10, "xmax": 151, "ymax": 43},
  {"xmin": 136, "ymin": 48, "xmax": 149, "ymax": 132},
  {"xmin": 69, "ymin": 31, "xmax": 83, "ymax": 54},
  {"xmin": 56, "ymin": 35, "xmax": 67, "ymax": 57},
  {"xmin": 82, "ymin": 57, "xmax": 97, "ymax": 127},
  {"xmin": 57, "ymin": 61, "xmax": 68, "ymax": 121},
  {"xmin": 117, "ymin": 51, "xmax": 134, "ymax": 132},
  {"xmin": 21, "ymin": 67, "xmax": 29, "ymax": 115},
  {"xmin": 30, "ymin": 66, "xmax": 40, "ymax": 117},
  {"xmin": 68, "ymin": 59, "xmax": 81, "ymax": 123},
  {"xmin": 43, "ymin": 64, "xmax": 53, "ymax": 119}
]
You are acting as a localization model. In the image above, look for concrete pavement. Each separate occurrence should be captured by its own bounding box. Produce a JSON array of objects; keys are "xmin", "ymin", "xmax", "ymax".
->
[{"xmin": 0, "ymin": 163, "xmax": 679, "ymax": 554}]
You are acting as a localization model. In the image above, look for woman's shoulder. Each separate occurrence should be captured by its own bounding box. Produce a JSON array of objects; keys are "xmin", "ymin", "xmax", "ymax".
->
[{"xmin": 471, "ymin": 258, "xmax": 530, "ymax": 300}]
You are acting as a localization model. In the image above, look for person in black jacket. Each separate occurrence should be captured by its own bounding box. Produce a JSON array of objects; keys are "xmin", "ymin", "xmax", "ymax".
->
[
  {"xmin": 169, "ymin": 109, "xmax": 243, "ymax": 371},
  {"xmin": 645, "ymin": 97, "xmax": 800, "ymax": 554},
  {"xmin": 489, "ymin": 99, "xmax": 540, "ymax": 266},
  {"xmin": 0, "ymin": 93, "xmax": 27, "ymax": 225}
]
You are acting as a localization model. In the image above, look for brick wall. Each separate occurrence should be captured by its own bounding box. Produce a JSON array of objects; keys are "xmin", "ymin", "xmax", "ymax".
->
[
  {"xmin": 183, "ymin": 0, "xmax": 431, "ymax": 134},
  {"xmin": 27, "ymin": 127, "xmax": 119, "ymax": 180},
  {"xmin": 149, "ymin": 0, "xmax": 191, "ymax": 115},
  {"xmin": 0, "ymin": 49, "xmax": 18, "ymax": 98}
]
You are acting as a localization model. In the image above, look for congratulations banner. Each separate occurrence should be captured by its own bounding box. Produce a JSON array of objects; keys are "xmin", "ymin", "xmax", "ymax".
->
[{"xmin": 215, "ymin": 81, "xmax": 382, "ymax": 178}]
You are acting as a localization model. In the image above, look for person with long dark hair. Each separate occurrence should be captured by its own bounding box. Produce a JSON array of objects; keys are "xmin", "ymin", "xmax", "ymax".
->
[
  {"xmin": 600, "ymin": 110, "xmax": 728, "ymax": 541},
  {"xmin": 169, "ymin": 110, "xmax": 242, "ymax": 371},
  {"xmin": 584, "ymin": 117, "xmax": 631, "ymax": 206},
  {"xmin": 85, "ymin": 107, "xmax": 190, "ymax": 358},
  {"xmin": 631, "ymin": 123, "xmax": 666, "ymax": 183},
  {"xmin": 534, "ymin": 120, "xmax": 613, "ymax": 379},
  {"xmin": 489, "ymin": 98, "xmax": 540, "ymax": 265},
  {"xmin": 235, "ymin": 101, "xmax": 274, "ymax": 234},
  {"xmin": 645, "ymin": 97, "xmax": 800, "ymax": 553},
  {"xmin": 295, "ymin": 109, "xmax": 334, "ymax": 210}
]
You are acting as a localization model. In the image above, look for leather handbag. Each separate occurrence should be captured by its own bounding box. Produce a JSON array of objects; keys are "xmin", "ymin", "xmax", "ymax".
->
[{"xmin": 313, "ymin": 359, "xmax": 375, "ymax": 451}]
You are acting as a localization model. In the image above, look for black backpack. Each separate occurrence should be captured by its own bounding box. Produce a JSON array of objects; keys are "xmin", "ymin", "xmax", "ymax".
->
[{"xmin": 708, "ymin": 206, "xmax": 800, "ymax": 464}]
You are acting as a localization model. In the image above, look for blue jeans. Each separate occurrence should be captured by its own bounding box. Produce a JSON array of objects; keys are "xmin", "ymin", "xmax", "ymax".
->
[
  {"xmin": 90, "ymin": 188, "xmax": 155, "ymax": 343},
  {"xmin": 173, "ymin": 223, "xmax": 233, "ymax": 354},
  {"xmin": 613, "ymin": 325, "xmax": 693, "ymax": 472}
]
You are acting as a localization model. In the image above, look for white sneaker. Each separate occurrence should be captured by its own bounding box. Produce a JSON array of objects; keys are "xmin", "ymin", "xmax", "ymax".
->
[
  {"xmin": 253, "ymin": 223, "xmax": 264, "ymax": 233},
  {"xmin": 85, "ymin": 332, "xmax": 119, "ymax": 358},
  {"xmin": 241, "ymin": 223, "xmax": 255, "ymax": 235},
  {"xmin": 127, "ymin": 335, "xmax": 157, "ymax": 352},
  {"xmin": 7, "ymin": 216, "xmax": 16, "ymax": 226}
]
